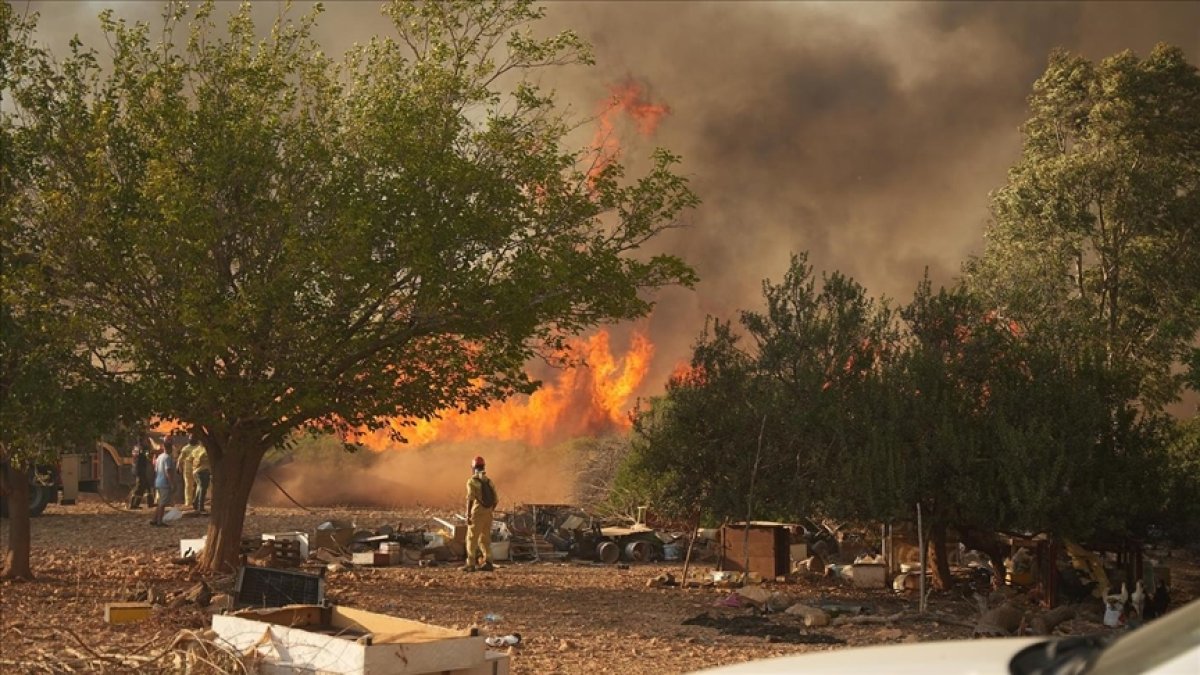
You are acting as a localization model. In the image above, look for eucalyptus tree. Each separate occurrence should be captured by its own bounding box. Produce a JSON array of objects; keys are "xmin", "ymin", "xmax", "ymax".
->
[{"xmin": 967, "ymin": 44, "xmax": 1200, "ymax": 410}]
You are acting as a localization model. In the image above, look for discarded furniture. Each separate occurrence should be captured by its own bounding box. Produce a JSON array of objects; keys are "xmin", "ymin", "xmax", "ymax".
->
[{"xmin": 211, "ymin": 604, "xmax": 509, "ymax": 674}]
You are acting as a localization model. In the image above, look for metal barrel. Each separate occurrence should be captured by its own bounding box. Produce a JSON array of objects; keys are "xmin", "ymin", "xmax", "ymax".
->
[
  {"xmin": 596, "ymin": 541, "xmax": 619, "ymax": 564},
  {"xmin": 624, "ymin": 540, "xmax": 650, "ymax": 562}
]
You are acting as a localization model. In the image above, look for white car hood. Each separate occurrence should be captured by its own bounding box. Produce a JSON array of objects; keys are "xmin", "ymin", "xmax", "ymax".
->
[{"xmin": 694, "ymin": 638, "xmax": 1044, "ymax": 675}]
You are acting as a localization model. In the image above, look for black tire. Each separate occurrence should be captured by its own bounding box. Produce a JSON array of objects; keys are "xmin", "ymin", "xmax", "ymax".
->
[
  {"xmin": 0, "ymin": 484, "xmax": 55, "ymax": 518},
  {"xmin": 29, "ymin": 484, "xmax": 56, "ymax": 516}
]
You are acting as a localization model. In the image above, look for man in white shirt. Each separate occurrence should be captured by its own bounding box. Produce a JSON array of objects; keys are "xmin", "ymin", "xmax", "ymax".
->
[{"xmin": 150, "ymin": 442, "xmax": 178, "ymax": 527}]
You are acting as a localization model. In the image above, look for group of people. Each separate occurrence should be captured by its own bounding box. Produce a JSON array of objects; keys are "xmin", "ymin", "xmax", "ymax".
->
[
  {"xmin": 128, "ymin": 440, "xmax": 500, "ymax": 557},
  {"xmin": 128, "ymin": 432, "xmax": 211, "ymax": 526}
]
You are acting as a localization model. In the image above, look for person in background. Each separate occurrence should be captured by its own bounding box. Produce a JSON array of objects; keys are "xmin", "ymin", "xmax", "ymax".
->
[
  {"xmin": 191, "ymin": 440, "xmax": 211, "ymax": 515},
  {"xmin": 462, "ymin": 455, "xmax": 499, "ymax": 572},
  {"xmin": 178, "ymin": 434, "xmax": 200, "ymax": 509},
  {"xmin": 127, "ymin": 439, "xmax": 154, "ymax": 509},
  {"xmin": 150, "ymin": 439, "xmax": 178, "ymax": 526}
]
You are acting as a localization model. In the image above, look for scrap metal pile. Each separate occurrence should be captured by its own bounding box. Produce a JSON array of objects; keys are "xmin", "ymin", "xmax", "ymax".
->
[{"xmin": 203, "ymin": 503, "xmax": 700, "ymax": 571}]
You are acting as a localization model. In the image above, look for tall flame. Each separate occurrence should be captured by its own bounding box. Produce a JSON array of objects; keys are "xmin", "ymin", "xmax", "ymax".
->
[
  {"xmin": 588, "ymin": 79, "xmax": 671, "ymax": 186},
  {"xmin": 354, "ymin": 329, "xmax": 655, "ymax": 451}
]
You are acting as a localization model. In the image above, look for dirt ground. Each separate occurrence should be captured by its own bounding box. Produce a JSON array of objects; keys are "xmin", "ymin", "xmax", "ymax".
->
[{"xmin": 2, "ymin": 497, "xmax": 1197, "ymax": 674}]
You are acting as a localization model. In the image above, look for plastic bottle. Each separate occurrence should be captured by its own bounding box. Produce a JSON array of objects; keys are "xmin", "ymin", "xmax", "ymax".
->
[{"xmin": 483, "ymin": 613, "xmax": 502, "ymax": 623}]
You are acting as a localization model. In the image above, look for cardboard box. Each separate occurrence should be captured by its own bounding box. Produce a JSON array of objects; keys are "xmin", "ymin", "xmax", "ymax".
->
[
  {"xmin": 105, "ymin": 602, "xmax": 152, "ymax": 625},
  {"xmin": 212, "ymin": 605, "xmax": 485, "ymax": 674},
  {"xmin": 312, "ymin": 521, "xmax": 356, "ymax": 552}
]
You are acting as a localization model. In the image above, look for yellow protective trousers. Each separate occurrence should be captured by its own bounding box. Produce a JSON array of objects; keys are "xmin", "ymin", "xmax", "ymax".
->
[{"xmin": 466, "ymin": 507, "xmax": 494, "ymax": 565}]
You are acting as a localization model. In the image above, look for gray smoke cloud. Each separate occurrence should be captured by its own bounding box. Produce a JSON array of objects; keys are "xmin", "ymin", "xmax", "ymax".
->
[
  {"xmin": 24, "ymin": 1, "xmax": 1200, "ymax": 408},
  {"xmin": 535, "ymin": 1, "xmax": 1199, "ymax": 392}
]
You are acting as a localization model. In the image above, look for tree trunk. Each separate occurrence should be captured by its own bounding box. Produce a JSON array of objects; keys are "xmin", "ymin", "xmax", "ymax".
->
[
  {"xmin": 198, "ymin": 442, "xmax": 268, "ymax": 574},
  {"xmin": 1, "ymin": 461, "xmax": 35, "ymax": 581},
  {"xmin": 928, "ymin": 521, "xmax": 953, "ymax": 591}
]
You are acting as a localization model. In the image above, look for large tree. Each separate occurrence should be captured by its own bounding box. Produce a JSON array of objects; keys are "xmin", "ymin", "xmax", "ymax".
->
[
  {"xmin": 8, "ymin": 1, "xmax": 697, "ymax": 571},
  {"xmin": 967, "ymin": 43, "xmax": 1200, "ymax": 410},
  {"xmin": 739, "ymin": 253, "xmax": 899, "ymax": 519},
  {"xmin": 622, "ymin": 255, "xmax": 898, "ymax": 527}
]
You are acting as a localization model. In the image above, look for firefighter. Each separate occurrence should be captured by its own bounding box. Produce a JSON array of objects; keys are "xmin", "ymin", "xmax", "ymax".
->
[
  {"xmin": 191, "ymin": 442, "xmax": 210, "ymax": 514},
  {"xmin": 178, "ymin": 434, "xmax": 202, "ymax": 509},
  {"xmin": 463, "ymin": 456, "xmax": 499, "ymax": 572}
]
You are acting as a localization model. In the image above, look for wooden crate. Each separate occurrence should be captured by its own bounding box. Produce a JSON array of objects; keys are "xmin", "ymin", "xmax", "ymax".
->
[{"xmin": 720, "ymin": 522, "xmax": 790, "ymax": 579}]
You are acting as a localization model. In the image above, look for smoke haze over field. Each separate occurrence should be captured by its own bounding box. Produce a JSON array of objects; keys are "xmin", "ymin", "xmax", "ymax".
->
[
  {"xmin": 25, "ymin": 2, "xmax": 1200, "ymax": 502},
  {"xmin": 251, "ymin": 441, "xmax": 575, "ymax": 509}
]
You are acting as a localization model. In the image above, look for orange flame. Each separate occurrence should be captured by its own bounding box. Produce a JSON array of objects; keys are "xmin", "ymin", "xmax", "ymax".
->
[
  {"xmin": 668, "ymin": 360, "xmax": 707, "ymax": 388},
  {"xmin": 588, "ymin": 79, "xmax": 670, "ymax": 187},
  {"xmin": 150, "ymin": 418, "xmax": 185, "ymax": 434},
  {"xmin": 354, "ymin": 329, "xmax": 655, "ymax": 451}
]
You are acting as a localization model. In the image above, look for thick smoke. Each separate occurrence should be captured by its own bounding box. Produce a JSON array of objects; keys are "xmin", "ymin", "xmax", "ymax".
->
[
  {"xmin": 27, "ymin": 3, "xmax": 1200, "ymax": 495},
  {"xmin": 28, "ymin": 1, "xmax": 1197, "ymax": 376},
  {"xmin": 250, "ymin": 440, "xmax": 575, "ymax": 509},
  {"xmin": 537, "ymin": 1, "xmax": 1200, "ymax": 388}
]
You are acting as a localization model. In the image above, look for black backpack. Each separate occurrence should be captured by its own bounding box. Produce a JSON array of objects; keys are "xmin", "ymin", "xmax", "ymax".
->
[{"xmin": 477, "ymin": 477, "xmax": 498, "ymax": 508}]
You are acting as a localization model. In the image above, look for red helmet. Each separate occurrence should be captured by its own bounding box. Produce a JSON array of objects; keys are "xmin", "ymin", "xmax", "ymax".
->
[{"xmin": 472, "ymin": 456, "xmax": 486, "ymax": 470}]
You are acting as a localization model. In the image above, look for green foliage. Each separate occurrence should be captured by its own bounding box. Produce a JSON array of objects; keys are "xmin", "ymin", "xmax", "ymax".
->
[
  {"xmin": 738, "ymin": 254, "xmax": 899, "ymax": 519},
  {"xmin": 614, "ymin": 42, "xmax": 1200, "ymax": 548},
  {"xmin": 967, "ymin": 44, "xmax": 1200, "ymax": 411},
  {"xmin": 1155, "ymin": 416, "xmax": 1200, "ymax": 541},
  {"xmin": 622, "ymin": 256, "xmax": 897, "ymax": 525},
  {"xmin": 6, "ymin": 0, "xmax": 697, "ymax": 463},
  {"xmin": 1, "ymin": 4, "xmax": 131, "ymax": 470},
  {"xmin": 621, "ymin": 319, "xmax": 770, "ymax": 525},
  {"xmin": 618, "ymin": 254, "xmax": 1178, "ymax": 544}
]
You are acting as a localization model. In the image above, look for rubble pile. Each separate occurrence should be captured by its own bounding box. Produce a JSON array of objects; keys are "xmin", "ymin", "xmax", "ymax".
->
[{"xmin": 197, "ymin": 503, "xmax": 698, "ymax": 572}]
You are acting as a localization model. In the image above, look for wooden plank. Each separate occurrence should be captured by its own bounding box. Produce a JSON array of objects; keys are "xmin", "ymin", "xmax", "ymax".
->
[
  {"xmin": 231, "ymin": 605, "xmax": 326, "ymax": 627},
  {"xmin": 332, "ymin": 606, "xmax": 475, "ymax": 644},
  {"xmin": 446, "ymin": 650, "xmax": 511, "ymax": 675}
]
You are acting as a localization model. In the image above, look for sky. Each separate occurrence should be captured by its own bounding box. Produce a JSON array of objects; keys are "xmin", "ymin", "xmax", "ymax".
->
[{"xmin": 21, "ymin": 1, "xmax": 1200, "ymax": 421}]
